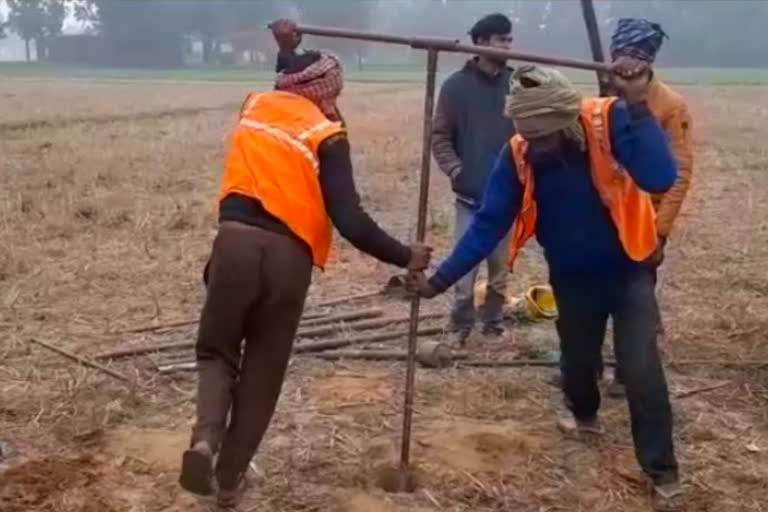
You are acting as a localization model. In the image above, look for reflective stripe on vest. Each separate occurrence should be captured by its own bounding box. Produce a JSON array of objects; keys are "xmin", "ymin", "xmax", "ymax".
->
[
  {"xmin": 239, "ymin": 118, "xmax": 321, "ymax": 172},
  {"xmin": 219, "ymin": 91, "xmax": 344, "ymax": 269}
]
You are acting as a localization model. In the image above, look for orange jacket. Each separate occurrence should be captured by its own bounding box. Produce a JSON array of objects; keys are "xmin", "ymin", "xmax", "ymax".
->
[
  {"xmin": 508, "ymin": 96, "xmax": 658, "ymax": 268},
  {"xmin": 219, "ymin": 91, "xmax": 344, "ymax": 268},
  {"xmin": 646, "ymin": 78, "xmax": 694, "ymax": 237}
]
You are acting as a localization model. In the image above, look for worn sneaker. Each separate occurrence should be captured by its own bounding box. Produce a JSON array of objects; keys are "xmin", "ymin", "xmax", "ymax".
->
[
  {"xmin": 449, "ymin": 328, "xmax": 472, "ymax": 349},
  {"xmin": 651, "ymin": 480, "xmax": 686, "ymax": 511},
  {"xmin": 179, "ymin": 440, "xmax": 214, "ymax": 496},
  {"xmin": 557, "ymin": 415, "xmax": 604, "ymax": 440},
  {"xmin": 217, "ymin": 475, "xmax": 248, "ymax": 509}
]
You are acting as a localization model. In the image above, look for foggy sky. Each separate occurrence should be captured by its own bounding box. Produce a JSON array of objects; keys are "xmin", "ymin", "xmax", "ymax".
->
[{"xmin": 0, "ymin": 0, "xmax": 764, "ymax": 67}]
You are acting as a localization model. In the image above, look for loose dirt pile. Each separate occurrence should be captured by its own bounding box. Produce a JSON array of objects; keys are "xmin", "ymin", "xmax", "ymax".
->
[{"xmin": 1, "ymin": 456, "xmax": 123, "ymax": 512}]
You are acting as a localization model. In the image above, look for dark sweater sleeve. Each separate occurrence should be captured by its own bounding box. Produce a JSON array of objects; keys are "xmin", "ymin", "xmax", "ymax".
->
[
  {"xmin": 429, "ymin": 144, "xmax": 521, "ymax": 293},
  {"xmin": 432, "ymin": 80, "xmax": 463, "ymax": 179},
  {"xmin": 318, "ymin": 135, "xmax": 412, "ymax": 268},
  {"xmin": 609, "ymin": 100, "xmax": 678, "ymax": 193}
]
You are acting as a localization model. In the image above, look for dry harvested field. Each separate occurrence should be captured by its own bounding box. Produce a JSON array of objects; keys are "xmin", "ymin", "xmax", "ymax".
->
[{"xmin": 1, "ymin": 75, "xmax": 767, "ymax": 512}]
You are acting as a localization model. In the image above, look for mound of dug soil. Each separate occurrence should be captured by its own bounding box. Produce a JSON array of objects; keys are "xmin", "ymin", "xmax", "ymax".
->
[{"xmin": 0, "ymin": 456, "xmax": 118, "ymax": 512}]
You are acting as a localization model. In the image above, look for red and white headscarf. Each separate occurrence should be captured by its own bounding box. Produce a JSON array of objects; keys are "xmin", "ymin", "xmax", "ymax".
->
[{"xmin": 275, "ymin": 53, "xmax": 343, "ymax": 121}]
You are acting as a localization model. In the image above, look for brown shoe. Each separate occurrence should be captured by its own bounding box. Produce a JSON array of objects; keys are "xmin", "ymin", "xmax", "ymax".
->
[
  {"xmin": 651, "ymin": 481, "xmax": 686, "ymax": 511},
  {"xmin": 449, "ymin": 327, "xmax": 472, "ymax": 349},
  {"xmin": 179, "ymin": 441, "xmax": 214, "ymax": 496},
  {"xmin": 217, "ymin": 475, "xmax": 248, "ymax": 509}
]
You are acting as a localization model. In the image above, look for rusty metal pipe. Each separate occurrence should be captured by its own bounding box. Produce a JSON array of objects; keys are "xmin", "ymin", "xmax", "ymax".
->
[
  {"xmin": 399, "ymin": 49, "xmax": 439, "ymax": 477},
  {"xmin": 276, "ymin": 23, "xmax": 611, "ymax": 73},
  {"xmin": 579, "ymin": 0, "xmax": 613, "ymax": 95}
]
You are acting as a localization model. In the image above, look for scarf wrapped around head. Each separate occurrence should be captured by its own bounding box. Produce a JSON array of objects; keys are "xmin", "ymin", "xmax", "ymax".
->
[
  {"xmin": 611, "ymin": 18, "xmax": 668, "ymax": 62},
  {"xmin": 276, "ymin": 53, "xmax": 343, "ymax": 120},
  {"xmin": 505, "ymin": 65, "xmax": 584, "ymax": 147}
]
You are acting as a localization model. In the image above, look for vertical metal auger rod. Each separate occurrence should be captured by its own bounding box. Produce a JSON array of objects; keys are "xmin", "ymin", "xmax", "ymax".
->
[{"xmin": 400, "ymin": 48, "xmax": 439, "ymax": 473}]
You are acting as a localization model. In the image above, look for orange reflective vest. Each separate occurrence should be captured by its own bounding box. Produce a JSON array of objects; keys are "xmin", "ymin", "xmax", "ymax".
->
[
  {"xmin": 220, "ymin": 91, "xmax": 345, "ymax": 268},
  {"xmin": 508, "ymin": 96, "xmax": 658, "ymax": 269}
]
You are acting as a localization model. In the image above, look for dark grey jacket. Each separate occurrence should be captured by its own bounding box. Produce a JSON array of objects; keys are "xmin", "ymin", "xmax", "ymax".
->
[{"xmin": 432, "ymin": 59, "xmax": 517, "ymax": 207}]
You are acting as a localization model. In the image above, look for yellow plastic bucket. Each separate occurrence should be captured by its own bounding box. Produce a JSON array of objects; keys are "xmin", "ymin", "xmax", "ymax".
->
[{"xmin": 523, "ymin": 285, "xmax": 558, "ymax": 320}]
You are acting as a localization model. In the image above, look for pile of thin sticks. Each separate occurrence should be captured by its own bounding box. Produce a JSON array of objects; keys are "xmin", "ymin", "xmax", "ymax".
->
[{"xmin": 95, "ymin": 289, "xmax": 446, "ymax": 375}]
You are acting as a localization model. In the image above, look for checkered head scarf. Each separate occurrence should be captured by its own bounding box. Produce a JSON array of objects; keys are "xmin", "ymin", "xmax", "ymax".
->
[
  {"xmin": 611, "ymin": 18, "xmax": 669, "ymax": 63},
  {"xmin": 275, "ymin": 52, "xmax": 344, "ymax": 121}
]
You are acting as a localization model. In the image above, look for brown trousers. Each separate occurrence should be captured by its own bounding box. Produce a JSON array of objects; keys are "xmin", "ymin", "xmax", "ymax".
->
[{"xmin": 192, "ymin": 221, "xmax": 312, "ymax": 489}]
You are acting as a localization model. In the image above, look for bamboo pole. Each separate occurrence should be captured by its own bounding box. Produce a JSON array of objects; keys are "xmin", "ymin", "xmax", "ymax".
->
[
  {"xmin": 28, "ymin": 338, "xmax": 131, "ymax": 383},
  {"xmin": 156, "ymin": 327, "xmax": 445, "ymax": 374},
  {"xmin": 297, "ymin": 312, "xmax": 444, "ymax": 339}
]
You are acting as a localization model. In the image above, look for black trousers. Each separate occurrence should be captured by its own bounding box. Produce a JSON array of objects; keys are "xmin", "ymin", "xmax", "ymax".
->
[
  {"xmin": 612, "ymin": 267, "xmax": 660, "ymax": 384},
  {"xmin": 552, "ymin": 268, "xmax": 678, "ymax": 484}
]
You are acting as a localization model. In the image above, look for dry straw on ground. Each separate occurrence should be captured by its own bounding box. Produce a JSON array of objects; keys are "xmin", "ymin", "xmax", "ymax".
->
[{"xmin": 1, "ymin": 78, "xmax": 767, "ymax": 511}]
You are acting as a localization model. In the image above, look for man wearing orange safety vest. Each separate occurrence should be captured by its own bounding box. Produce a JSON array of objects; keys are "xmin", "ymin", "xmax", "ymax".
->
[
  {"xmin": 409, "ymin": 62, "xmax": 685, "ymax": 510},
  {"xmin": 178, "ymin": 20, "xmax": 431, "ymax": 507}
]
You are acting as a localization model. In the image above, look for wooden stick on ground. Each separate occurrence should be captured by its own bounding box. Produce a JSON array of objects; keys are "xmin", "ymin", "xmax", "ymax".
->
[
  {"xmin": 296, "ymin": 308, "xmax": 383, "ymax": 328},
  {"xmin": 669, "ymin": 359, "xmax": 768, "ymax": 367},
  {"xmin": 107, "ymin": 287, "xmax": 387, "ymax": 336},
  {"xmin": 156, "ymin": 327, "xmax": 445, "ymax": 373},
  {"xmin": 312, "ymin": 290, "xmax": 383, "ymax": 308},
  {"xmin": 673, "ymin": 381, "xmax": 732, "ymax": 399},
  {"xmin": 107, "ymin": 306, "xmax": 340, "ymax": 336},
  {"xmin": 309, "ymin": 345, "xmax": 469, "ymax": 368},
  {"xmin": 458, "ymin": 359, "xmax": 598, "ymax": 368},
  {"xmin": 109, "ymin": 318, "xmax": 198, "ymax": 335},
  {"xmin": 310, "ymin": 349, "xmax": 426, "ymax": 361},
  {"xmin": 27, "ymin": 338, "xmax": 131, "ymax": 383},
  {"xmin": 96, "ymin": 307, "xmax": 394, "ymax": 361},
  {"xmin": 297, "ymin": 312, "xmax": 444, "ymax": 339},
  {"xmin": 294, "ymin": 327, "xmax": 443, "ymax": 353},
  {"xmin": 96, "ymin": 340, "xmax": 200, "ymax": 361}
]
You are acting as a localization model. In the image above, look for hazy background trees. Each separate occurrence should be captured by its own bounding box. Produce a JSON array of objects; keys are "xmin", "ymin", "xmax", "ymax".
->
[{"xmin": 0, "ymin": 0, "xmax": 765, "ymax": 67}]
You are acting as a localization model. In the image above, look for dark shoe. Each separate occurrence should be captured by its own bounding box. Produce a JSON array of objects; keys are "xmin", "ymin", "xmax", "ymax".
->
[
  {"xmin": 217, "ymin": 475, "xmax": 248, "ymax": 509},
  {"xmin": 481, "ymin": 324, "xmax": 505, "ymax": 338},
  {"xmin": 179, "ymin": 441, "xmax": 214, "ymax": 496}
]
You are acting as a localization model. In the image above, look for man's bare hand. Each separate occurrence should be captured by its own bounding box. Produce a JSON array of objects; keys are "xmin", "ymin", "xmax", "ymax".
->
[
  {"xmin": 407, "ymin": 243, "xmax": 433, "ymax": 271},
  {"xmin": 643, "ymin": 236, "xmax": 667, "ymax": 268},
  {"xmin": 405, "ymin": 271, "xmax": 438, "ymax": 299},
  {"xmin": 271, "ymin": 19, "xmax": 301, "ymax": 52},
  {"xmin": 611, "ymin": 56, "xmax": 652, "ymax": 104}
]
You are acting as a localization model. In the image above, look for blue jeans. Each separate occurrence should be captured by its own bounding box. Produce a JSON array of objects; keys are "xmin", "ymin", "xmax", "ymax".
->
[{"xmin": 450, "ymin": 201, "xmax": 511, "ymax": 331}]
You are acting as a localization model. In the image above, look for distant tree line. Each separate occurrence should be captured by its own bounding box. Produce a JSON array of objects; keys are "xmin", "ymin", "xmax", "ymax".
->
[
  {"xmin": 5, "ymin": 0, "xmax": 67, "ymax": 61},
  {"xmin": 4, "ymin": 0, "xmax": 766, "ymax": 68}
]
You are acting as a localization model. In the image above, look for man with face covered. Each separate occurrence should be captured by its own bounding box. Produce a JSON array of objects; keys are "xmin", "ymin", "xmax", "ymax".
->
[
  {"xmin": 432, "ymin": 13, "xmax": 517, "ymax": 346},
  {"xmin": 410, "ymin": 61, "xmax": 685, "ymax": 510}
]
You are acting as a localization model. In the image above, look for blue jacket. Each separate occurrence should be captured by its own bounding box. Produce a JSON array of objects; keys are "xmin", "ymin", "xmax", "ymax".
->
[{"xmin": 430, "ymin": 100, "xmax": 677, "ymax": 292}]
